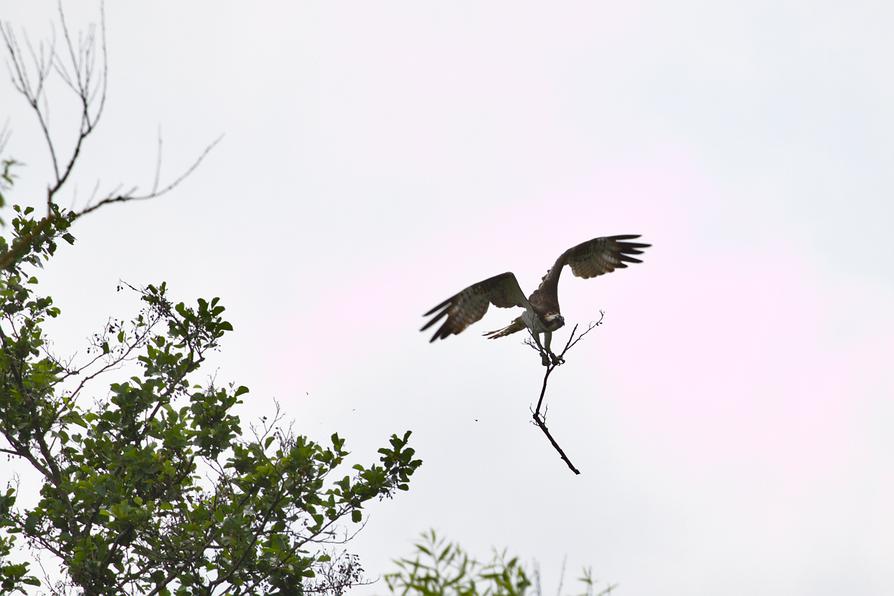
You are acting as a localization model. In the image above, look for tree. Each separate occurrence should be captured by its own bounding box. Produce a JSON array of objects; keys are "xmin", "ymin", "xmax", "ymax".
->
[
  {"xmin": 0, "ymin": 7, "xmax": 420, "ymax": 594},
  {"xmin": 385, "ymin": 531, "xmax": 616, "ymax": 596}
]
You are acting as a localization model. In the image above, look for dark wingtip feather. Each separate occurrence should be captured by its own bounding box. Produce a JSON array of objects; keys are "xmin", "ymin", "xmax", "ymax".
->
[
  {"xmin": 611, "ymin": 234, "xmax": 651, "ymax": 248},
  {"xmin": 429, "ymin": 320, "xmax": 453, "ymax": 342},
  {"xmin": 420, "ymin": 307, "xmax": 449, "ymax": 332},
  {"xmin": 423, "ymin": 297, "xmax": 453, "ymax": 317}
]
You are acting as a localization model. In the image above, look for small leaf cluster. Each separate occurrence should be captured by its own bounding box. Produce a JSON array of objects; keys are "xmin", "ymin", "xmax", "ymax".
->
[
  {"xmin": 385, "ymin": 530, "xmax": 532, "ymax": 596},
  {"xmin": 0, "ymin": 202, "xmax": 76, "ymax": 271},
  {"xmin": 0, "ymin": 487, "xmax": 40, "ymax": 593},
  {"xmin": 385, "ymin": 531, "xmax": 616, "ymax": 596}
]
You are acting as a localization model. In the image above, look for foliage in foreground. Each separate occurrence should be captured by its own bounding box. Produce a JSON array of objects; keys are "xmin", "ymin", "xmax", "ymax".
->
[
  {"xmin": 385, "ymin": 531, "xmax": 616, "ymax": 596},
  {"xmin": 0, "ymin": 187, "xmax": 421, "ymax": 596}
]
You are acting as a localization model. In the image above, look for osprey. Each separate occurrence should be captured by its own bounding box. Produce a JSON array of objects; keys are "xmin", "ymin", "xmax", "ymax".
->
[{"xmin": 421, "ymin": 234, "xmax": 650, "ymax": 364}]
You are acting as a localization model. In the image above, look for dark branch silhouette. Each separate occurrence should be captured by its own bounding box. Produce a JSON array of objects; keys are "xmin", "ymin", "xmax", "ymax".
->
[
  {"xmin": 71, "ymin": 134, "xmax": 223, "ymax": 219},
  {"xmin": 524, "ymin": 311, "xmax": 604, "ymax": 475},
  {"xmin": 0, "ymin": 2, "xmax": 220, "ymax": 272}
]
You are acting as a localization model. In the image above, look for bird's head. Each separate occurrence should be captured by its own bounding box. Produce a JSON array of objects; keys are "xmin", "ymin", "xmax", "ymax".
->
[{"xmin": 544, "ymin": 312, "xmax": 565, "ymax": 330}]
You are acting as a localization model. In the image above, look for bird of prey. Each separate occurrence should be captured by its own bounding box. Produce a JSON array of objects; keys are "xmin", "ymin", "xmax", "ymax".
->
[{"xmin": 421, "ymin": 235, "xmax": 650, "ymax": 365}]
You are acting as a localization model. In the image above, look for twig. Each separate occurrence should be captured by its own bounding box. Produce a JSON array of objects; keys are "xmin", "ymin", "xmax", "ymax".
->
[
  {"xmin": 72, "ymin": 134, "xmax": 223, "ymax": 219},
  {"xmin": 0, "ymin": 121, "xmax": 10, "ymax": 155},
  {"xmin": 526, "ymin": 311, "xmax": 604, "ymax": 475}
]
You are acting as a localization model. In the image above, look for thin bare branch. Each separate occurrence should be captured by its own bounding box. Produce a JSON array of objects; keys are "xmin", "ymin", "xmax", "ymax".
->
[
  {"xmin": 73, "ymin": 135, "xmax": 223, "ymax": 219},
  {"xmin": 526, "ymin": 311, "xmax": 605, "ymax": 475},
  {"xmin": 2, "ymin": 22, "xmax": 61, "ymax": 183},
  {"xmin": 0, "ymin": 120, "xmax": 10, "ymax": 156},
  {"xmin": 44, "ymin": 1, "xmax": 108, "ymax": 210},
  {"xmin": 151, "ymin": 126, "xmax": 163, "ymax": 193}
]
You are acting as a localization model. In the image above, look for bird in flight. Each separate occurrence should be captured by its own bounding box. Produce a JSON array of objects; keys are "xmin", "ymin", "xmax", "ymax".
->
[{"xmin": 421, "ymin": 235, "xmax": 650, "ymax": 365}]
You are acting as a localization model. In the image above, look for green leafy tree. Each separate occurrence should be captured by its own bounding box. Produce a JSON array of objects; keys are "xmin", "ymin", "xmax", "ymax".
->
[
  {"xmin": 0, "ymin": 9, "xmax": 420, "ymax": 595},
  {"xmin": 385, "ymin": 531, "xmax": 615, "ymax": 596}
]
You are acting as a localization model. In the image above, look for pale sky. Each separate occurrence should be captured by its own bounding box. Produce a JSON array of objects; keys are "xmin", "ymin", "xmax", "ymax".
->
[{"xmin": 3, "ymin": 2, "xmax": 894, "ymax": 595}]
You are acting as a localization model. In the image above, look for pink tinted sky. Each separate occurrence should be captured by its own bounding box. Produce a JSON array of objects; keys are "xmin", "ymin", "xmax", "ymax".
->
[
  {"xmin": 286, "ymin": 143, "xmax": 894, "ymax": 471},
  {"xmin": 277, "ymin": 142, "xmax": 894, "ymax": 593}
]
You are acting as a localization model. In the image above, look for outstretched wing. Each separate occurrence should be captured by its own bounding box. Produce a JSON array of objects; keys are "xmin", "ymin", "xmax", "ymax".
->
[
  {"xmin": 421, "ymin": 272, "xmax": 528, "ymax": 342},
  {"xmin": 530, "ymin": 234, "xmax": 650, "ymax": 313},
  {"xmin": 563, "ymin": 234, "xmax": 650, "ymax": 279}
]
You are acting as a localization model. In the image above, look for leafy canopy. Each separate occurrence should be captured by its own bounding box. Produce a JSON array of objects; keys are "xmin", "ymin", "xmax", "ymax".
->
[{"xmin": 0, "ymin": 148, "xmax": 420, "ymax": 596}]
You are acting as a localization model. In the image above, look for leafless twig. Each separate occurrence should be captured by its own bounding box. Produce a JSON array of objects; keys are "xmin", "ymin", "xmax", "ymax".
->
[
  {"xmin": 524, "ymin": 311, "xmax": 604, "ymax": 475},
  {"xmin": 72, "ymin": 135, "xmax": 223, "ymax": 219},
  {"xmin": 0, "ymin": 3, "xmax": 221, "ymax": 272},
  {"xmin": 1, "ymin": 2, "xmax": 108, "ymax": 213},
  {"xmin": 0, "ymin": 121, "xmax": 10, "ymax": 156},
  {"xmin": 2, "ymin": 2, "xmax": 219, "ymax": 218}
]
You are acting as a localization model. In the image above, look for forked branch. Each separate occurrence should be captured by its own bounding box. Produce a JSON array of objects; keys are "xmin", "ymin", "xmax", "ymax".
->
[
  {"xmin": 524, "ymin": 311, "xmax": 604, "ymax": 475},
  {"xmin": 1, "ymin": 1, "xmax": 108, "ymax": 211},
  {"xmin": 0, "ymin": 2, "xmax": 221, "ymax": 272}
]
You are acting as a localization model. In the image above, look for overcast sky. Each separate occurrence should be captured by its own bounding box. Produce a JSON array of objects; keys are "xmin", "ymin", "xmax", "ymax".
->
[{"xmin": 3, "ymin": 2, "xmax": 894, "ymax": 595}]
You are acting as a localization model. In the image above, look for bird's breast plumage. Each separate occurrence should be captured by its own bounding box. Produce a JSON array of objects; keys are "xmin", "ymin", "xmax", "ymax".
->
[{"xmin": 522, "ymin": 309, "xmax": 563, "ymax": 333}]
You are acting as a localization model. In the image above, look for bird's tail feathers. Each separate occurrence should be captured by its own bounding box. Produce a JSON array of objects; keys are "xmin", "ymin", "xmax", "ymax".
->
[{"xmin": 483, "ymin": 317, "xmax": 525, "ymax": 339}]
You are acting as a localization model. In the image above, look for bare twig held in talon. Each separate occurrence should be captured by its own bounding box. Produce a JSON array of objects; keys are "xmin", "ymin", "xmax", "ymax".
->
[{"xmin": 528, "ymin": 311, "xmax": 605, "ymax": 475}]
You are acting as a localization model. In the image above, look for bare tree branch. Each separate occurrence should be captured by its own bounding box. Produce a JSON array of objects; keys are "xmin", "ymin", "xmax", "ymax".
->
[
  {"xmin": 45, "ymin": 0, "xmax": 108, "ymax": 210},
  {"xmin": 524, "ymin": 311, "xmax": 605, "ymax": 475},
  {"xmin": 0, "ymin": 2, "xmax": 221, "ymax": 274},
  {"xmin": 72, "ymin": 135, "xmax": 223, "ymax": 220},
  {"xmin": 0, "ymin": 120, "xmax": 11, "ymax": 156},
  {"xmin": 1, "ymin": 1, "xmax": 109, "ymax": 213},
  {"xmin": 1, "ymin": 22, "xmax": 59, "ymax": 184}
]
